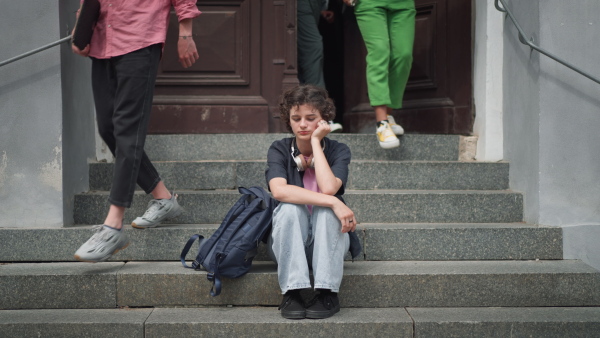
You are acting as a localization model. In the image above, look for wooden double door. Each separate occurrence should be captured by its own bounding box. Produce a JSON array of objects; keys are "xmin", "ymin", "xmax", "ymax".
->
[{"xmin": 149, "ymin": 0, "xmax": 472, "ymax": 134}]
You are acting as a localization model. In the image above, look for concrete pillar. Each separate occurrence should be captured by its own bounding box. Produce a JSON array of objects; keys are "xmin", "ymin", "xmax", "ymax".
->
[
  {"xmin": 0, "ymin": 0, "xmax": 95, "ymax": 227},
  {"xmin": 473, "ymin": 0, "xmax": 504, "ymax": 162}
]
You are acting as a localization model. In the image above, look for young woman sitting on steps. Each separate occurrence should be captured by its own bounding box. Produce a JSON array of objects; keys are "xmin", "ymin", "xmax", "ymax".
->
[{"xmin": 265, "ymin": 84, "xmax": 362, "ymax": 320}]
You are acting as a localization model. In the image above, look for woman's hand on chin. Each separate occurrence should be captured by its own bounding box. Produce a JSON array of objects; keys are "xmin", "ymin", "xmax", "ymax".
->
[{"xmin": 312, "ymin": 120, "xmax": 331, "ymax": 142}]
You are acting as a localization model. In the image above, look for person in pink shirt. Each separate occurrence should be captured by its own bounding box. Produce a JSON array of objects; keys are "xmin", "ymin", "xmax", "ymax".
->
[{"xmin": 72, "ymin": 0, "xmax": 201, "ymax": 263}]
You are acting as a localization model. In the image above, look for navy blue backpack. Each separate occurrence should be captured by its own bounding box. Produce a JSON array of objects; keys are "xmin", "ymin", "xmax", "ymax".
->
[{"xmin": 180, "ymin": 186, "xmax": 277, "ymax": 296}]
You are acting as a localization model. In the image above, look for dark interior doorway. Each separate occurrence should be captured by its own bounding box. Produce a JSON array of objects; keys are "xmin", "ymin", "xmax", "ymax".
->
[{"xmin": 319, "ymin": 0, "xmax": 346, "ymax": 126}]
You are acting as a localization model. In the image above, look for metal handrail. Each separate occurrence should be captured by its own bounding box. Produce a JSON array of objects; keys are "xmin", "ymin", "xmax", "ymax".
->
[
  {"xmin": 0, "ymin": 35, "xmax": 72, "ymax": 68},
  {"xmin": 495, "ymin": 0, "xmax": 600, "ymax": 85}
]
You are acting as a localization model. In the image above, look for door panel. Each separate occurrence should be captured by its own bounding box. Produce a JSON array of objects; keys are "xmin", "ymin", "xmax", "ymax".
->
[
  {"xmin": 159, "ymin": 5, "xmax": 247, "ymax": 83},
  {"xmin": 149, "ymin": 0, "xmax": 298, "ymax": 134},
  {"xmin": 409, "ymin": 3, "xmax": 440, "ymax": 92}
]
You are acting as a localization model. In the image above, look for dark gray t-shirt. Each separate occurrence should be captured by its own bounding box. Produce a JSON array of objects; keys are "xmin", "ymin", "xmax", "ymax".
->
[{"xmin": 265, "ymin": 137, "xmax": 351, "ymax": 200}]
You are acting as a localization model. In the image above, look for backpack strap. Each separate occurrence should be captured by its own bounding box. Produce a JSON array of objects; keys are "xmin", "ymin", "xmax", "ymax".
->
[
  {"xmin": 208, "ymin": 253, "xmax": 224, "ymax": 297},
  {"xmin": 238, "ymin": 186, "xmax": 253, "ymax": 196},
  {"xmin": 180, "ymin": 234, "xmax": 205, "ymax": 269},
  {"xmin": 208, "ymin": 245, "xmax": 257, "ymax": 297}
]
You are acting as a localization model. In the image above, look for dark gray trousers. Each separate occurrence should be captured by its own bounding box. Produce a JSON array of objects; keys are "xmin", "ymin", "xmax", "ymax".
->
[
  {"xmin": 91, "ymin": 44, "xmax": 162, "ymax": 208},
  {"xmin": 297, "ymin": 0, "xmax": 326, "ymax": 88}
]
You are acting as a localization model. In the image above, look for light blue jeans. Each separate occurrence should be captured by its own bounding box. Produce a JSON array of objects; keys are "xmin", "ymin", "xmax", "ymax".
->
[{"xmin": 267, "ymin": 203, "xmax": 350, "ymax": 293}]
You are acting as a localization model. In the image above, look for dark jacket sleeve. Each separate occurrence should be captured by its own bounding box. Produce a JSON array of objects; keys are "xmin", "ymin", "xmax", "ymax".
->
[
  {"xmin": 265, "ymin": 140, "xmax": 289, "ymax": 189},
  {"xmin": 326, "ymin": 140, "xmax": 351, "ymax": 196}
]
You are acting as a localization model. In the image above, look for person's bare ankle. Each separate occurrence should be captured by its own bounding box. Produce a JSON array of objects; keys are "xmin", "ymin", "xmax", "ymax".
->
[
  {"xmin": 152, "ymin": 192, "xmax": 171, "ymax": 200},
  {"xmin": 150, "ymin": 182, "xmax": 172, "ymax": 200},
  {"xmin": 103, "ymin": 222, "xmax": 123, "ymax": 230}
]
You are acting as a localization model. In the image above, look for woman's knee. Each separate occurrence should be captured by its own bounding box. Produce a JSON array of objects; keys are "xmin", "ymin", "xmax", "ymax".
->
[
  {"xmin": 311, "ymin": 206, "xmax": 340, "ymax": 231},
  {"xmin": 273, "ymin": 203, "xmax": 307, "ymax": 222},
  {"xmin": 312, "ymin": 205, "xmax": 335, "ymax": 217},
  {"xmin": 367, "ymin": 42, "xmax": 390, "ymax": 60},
  {"xmin": 272, "ymin": 203, "xmax": 310, "ymax": 237},
  {"xmin": 390, "ymin": 49, "xmax": 413, "ymax": 65}
]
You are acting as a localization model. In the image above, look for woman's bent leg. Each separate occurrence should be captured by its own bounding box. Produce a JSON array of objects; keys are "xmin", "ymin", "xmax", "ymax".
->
[
  {"xmin": 269, "ymin": 203, "xmax": 313, "ymax": 293},
  {"xmin": 310, "ymin": 206, "xmax": 350, "ymax": 292}
]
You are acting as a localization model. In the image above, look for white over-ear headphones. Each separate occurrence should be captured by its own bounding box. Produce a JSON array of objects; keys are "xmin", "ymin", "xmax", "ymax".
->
[{"xmin": 291, "ymin": 139, "xmax": 324, "ymax": 171}]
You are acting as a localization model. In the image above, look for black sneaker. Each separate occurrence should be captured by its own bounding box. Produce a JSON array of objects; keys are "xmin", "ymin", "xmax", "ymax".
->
[
  {"xmin": 305, "ymin": 290, "xmax": 340, "ymax": 319},
  {"xmin": 278, "ymin": 290, "xmax": 305, "ymax": 319}
]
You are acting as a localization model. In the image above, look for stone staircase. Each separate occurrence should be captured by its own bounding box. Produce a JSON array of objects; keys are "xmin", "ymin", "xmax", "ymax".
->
[{"xmin": 1, "ymin": 134, "xmax": 600, "ymax": 337}]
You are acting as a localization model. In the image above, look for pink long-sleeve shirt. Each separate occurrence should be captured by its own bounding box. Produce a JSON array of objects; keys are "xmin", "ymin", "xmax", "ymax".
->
[{"xmin": 83, "ymin": 0, "xmax": 201, "ymax": 59}]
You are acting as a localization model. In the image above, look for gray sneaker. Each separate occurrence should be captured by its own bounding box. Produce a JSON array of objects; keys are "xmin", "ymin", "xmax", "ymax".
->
[
  {"xmin": 74, "ymin": 225, "xmax": 129, "ymax": 262},
  {"xmin": 131, "ymin": 193, "xmax": 183, "ymax": 228}
]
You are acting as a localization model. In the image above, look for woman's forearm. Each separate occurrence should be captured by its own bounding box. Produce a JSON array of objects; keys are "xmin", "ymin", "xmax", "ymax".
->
[
  {"xmin": 270, "ymin": 178, "xmax": 357, "ymax": 230},
  {"xmin": 311, "ymin": 138, "xmax": 342, "ymax": 195},
  {"xmin": 270, "ymin": 178, "xmax": 340, "ymax": 208},
  {"xmin": 178, "ymin": 18, "xmax": 193, "ymax": 36}
]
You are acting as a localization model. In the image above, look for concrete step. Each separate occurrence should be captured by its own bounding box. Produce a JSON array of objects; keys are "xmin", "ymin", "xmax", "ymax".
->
[
  {"xmin": 0, "ymin": 223, "xmax": 561, "ymax": 262},
  {"xmin": 408, "ymin": 307, "xmax": 600, "ymax": 338},
  {"xmin": 360, "ymin": 223, "xmax": 561, "ymax": 261},
  {"xmin": 89, "ymin": 160, "xmax": 509, "ymax": 191},
  {"xmin": 143, "ymin": 134, "xmax": 459, "ymax": 161},
  {"xmin": 3, "ymin": 307, "xmax": 600, "ymax": 338},
  {"xmin": 0, "ymin": 308, "xmax": 411, "ymax": 337},
  {"xmin": 73, "ymin": 189, "xmax": 524, "ymax": 225},
  {"xmin": 3, "ymin": 307, "xmax": 598, "ymax": 338},
  {"xmin": 2, "ymin": 260, "xmax": 598, "ymax": 309},
  {"xmin": 0, "ymin": 308, "xmax": 152, "ymax": 338}
]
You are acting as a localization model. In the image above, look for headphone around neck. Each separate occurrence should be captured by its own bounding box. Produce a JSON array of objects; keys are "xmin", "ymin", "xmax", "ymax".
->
[{"xmin": 291, "ymin": 138, "xmax": 325, "ymax": 171}]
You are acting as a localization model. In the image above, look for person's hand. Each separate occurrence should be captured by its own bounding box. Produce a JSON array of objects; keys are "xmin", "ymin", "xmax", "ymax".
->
[
  {"xmin": 72, "ymin": 44, "xmax": 90, "ymax": 57},
  {"xmin": 342, "ymin": 0, "xmax": 355, "ymax": 7},
  {"xmin": 178, "ymin": 36, "xmax": 199, "ymax": 68},
  {"xmin": 312, "ymin": 119, "xmax": 331, "ymax": 142},
  {"xmin": 331, "ymin": 199, "xmax": 357, "ymax": 233},
  {"xmin": 71, "ymin": 13, "xmax": 90, "ymax": 57},
  {"xmin": 321, "ymin": 10, "xmax": 335, "ymax": 24}
]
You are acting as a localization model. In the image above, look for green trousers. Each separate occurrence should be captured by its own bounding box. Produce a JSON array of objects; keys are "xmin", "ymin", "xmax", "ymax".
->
[{"xmin": 355, "ymin": 0, "xmax": 416, "ymax": 108}]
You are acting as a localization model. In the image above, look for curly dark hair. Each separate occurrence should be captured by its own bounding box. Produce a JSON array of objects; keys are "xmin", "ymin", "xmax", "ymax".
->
[{"xmin": 279, "ymin": 84, "xmax": 336, "ymax": 133}]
